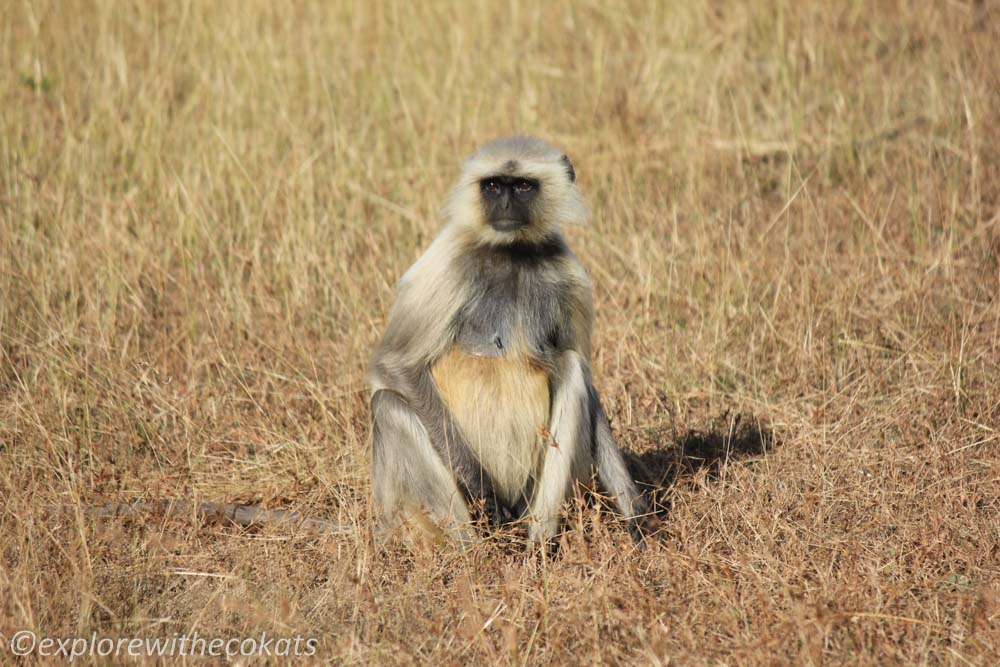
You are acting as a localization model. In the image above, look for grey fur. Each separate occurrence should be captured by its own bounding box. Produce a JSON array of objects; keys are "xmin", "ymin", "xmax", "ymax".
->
[
  {"xmin": 368, "ymin": 370, "xmax": 508, "ymax": 524},
  {"xmin": 452, "ymin": 237, "xmax": 573, "ymax": 367},
  {"xmin": 589, "ymin": 383, "xmax": 647, "ymax": 542},
  {"xmin": 371, "ymin": 389, "xmax": 478, "ymax": 544},
  {"xmin": 369, "ymin": 136, "xmax": 648, "ymax": 547}
]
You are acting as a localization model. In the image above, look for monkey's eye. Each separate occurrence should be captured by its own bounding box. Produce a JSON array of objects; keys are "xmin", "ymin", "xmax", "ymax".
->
[
  {"xmin": 482, "ymin": 180, "xmax": 501, "ymax": 195},
  {"xmin": 514, "ymin": 180, "xmax": 535, "ymax": 194}
]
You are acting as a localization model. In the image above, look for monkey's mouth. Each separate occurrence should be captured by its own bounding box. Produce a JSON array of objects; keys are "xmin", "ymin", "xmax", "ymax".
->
[{"xmin": 489, "ymin": 219, "xmax": 529, "ymax": 233}]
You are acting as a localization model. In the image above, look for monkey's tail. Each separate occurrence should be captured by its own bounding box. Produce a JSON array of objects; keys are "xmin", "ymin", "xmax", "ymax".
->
[{"xmin": 46, "ymin": 500, "xmax": 350, "ymax": 535}]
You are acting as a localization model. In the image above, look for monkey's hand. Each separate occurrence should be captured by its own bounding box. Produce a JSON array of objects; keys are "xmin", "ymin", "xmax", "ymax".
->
[
  {"xmin": 463, "ymin": 477, "xmax": 513, "ymax": 528},
  {"xmin": 626, "ymin": 499, "xmax": 662, "ymax": 545}
]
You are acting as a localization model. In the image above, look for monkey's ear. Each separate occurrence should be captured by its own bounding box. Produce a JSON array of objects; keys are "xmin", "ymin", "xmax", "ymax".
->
[{"xmin": 561, "ymin": 154, "xmax": 576, "ymax": 183}]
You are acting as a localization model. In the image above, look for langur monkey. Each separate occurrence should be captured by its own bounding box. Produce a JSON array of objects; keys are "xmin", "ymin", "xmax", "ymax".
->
[{"xmin": 368, "ymin": 136, "xmax": 648, "ymax": 546}]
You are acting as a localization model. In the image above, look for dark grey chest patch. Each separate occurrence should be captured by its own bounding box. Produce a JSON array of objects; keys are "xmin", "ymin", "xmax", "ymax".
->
[
  {"xmin": 453, "ymin": 288, "xmax": 565, "ymax": 360},
  {"xmin": 455, "ymin": 317, "xmax": 508, "ymax": 358},
  {"xmin": 451, "ymin": 236, "xmax": 571, "ymax": 361}
]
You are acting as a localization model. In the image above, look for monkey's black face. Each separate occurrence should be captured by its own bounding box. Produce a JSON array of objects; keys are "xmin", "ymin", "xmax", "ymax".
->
[{"xmin": 480, "ymin": 176, "xmax": 539, "ymax": 232}]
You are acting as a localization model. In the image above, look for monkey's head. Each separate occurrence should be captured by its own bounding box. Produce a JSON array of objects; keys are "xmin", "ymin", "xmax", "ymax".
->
[{"xmin": 445, "ymin": 136, "xmax": 588, "ymax": 245}]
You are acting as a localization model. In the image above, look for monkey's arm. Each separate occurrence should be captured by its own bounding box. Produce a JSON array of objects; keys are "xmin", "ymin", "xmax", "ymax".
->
[
  {"xmin": 528, "ymin": 350, "xmax": 650, "ymax": 544},
  {"xmin": 587, "ymin": 382, "xmax": 654, "ymax": 542},
  {"xmin": 369, "ymin": 246, "xmax": 512, "ymax": 526},
  {"xmin": 533, "ymin": 272, "xmax": 651, "ymax": 543}
]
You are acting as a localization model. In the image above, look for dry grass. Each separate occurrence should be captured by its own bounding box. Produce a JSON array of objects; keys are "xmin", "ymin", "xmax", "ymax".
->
[{"xmin": 2, "ymin": 1, "xmax": 999, "ymax": 664}]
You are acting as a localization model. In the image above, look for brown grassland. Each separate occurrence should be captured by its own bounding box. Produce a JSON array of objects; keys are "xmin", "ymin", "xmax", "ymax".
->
[{"xmin": 2, "ymin": 1, "xmax": 999, "ymax": 664}]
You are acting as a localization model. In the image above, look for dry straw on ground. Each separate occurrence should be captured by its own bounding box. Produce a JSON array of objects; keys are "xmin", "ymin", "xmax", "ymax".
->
[{"xmin": 2, "ymin": 1, "xmax": 998, "ymax": 664}]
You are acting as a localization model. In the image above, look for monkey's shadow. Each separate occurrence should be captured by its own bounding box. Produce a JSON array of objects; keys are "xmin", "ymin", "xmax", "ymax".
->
[{"xmin": 620, "ymin": 412, "xmax": 778, "ymax": 523}]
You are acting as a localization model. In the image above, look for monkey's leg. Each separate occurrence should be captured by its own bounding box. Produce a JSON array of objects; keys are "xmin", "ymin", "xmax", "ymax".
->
[
  {"xmin": 370, "ymin": 362, "xmax": 509, "ymax": 526},
  {"xmin": 528, "ymin": 352, "xmax": 594, "ymax": 545},
  {"xmin": 371, "ymin": 390, "xmax": 476, "ymax": 545},
  {"xmin": 589, "ymin": 385, "xmax": 650, "ymax": 541}
]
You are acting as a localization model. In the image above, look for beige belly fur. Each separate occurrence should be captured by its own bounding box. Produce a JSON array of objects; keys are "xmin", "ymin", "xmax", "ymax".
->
[{"xmin": 431, "ymin": 348, "xmax": 551, "ymax": 506}]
